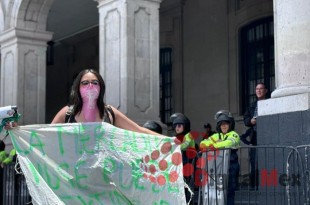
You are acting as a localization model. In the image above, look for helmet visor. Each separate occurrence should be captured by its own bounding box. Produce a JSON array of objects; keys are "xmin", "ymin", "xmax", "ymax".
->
[{"xmin": 214, "ymin": 110, "xmax": 232, "ymax": 120}]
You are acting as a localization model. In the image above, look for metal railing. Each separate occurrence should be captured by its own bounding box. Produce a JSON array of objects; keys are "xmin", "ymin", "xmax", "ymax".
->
[
  {"xmin": 0, "ymin": 163, "xmax": 32, "ymax": 205},
  {"xmin": 188, "ymin": 146, "xmax": 310, "ymax": 205},
  {"xmin": 235, "ymin": 146, "xmax": 306, "ymax": 205},
  {"xmin": 1, "ymin": 145, "xmax": 310, "ymax": 205}
]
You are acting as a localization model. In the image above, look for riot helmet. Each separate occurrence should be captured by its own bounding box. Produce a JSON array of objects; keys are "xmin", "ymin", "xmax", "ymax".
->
[
  {"xmin": 170, "ymin": 113, "xmax": 185, "ymax": 124},
  {"xmin": 143, "ymin": 121, "xmax": 163, "ymax": 134},
  {"xmin": 172, "ymin": 115, "xmax": 191, "ymax": 135},
  {"xmin": 214, "ymin": 110, "xmax": 235, "ymax": 133}
]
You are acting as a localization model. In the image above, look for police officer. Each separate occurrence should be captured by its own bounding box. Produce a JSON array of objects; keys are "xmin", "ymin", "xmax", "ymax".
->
[
  {"xmin": 172, "ymin": 115, "xmax": 190, "ymax": 139},
  {"xmin": 202, "ymin": 122, "xmax": 215, "ymax": 140},
  {"xmin": 0, "ymin": 140, "xmax": 16, "ymax": 167},
  {"xmin": 171, "ymin": 114, "xmax": 197, "ymax": 203},
  {"xmin": 172, "ymin": 114, "xmax": 197, "ymax": 151},
  {"xmin": 200, "ymin": 110, "xmax": 240, "ymax": 205},
  {"xmin": 143, "ymin": 121, "xmax": 163, "ymax": 134}
]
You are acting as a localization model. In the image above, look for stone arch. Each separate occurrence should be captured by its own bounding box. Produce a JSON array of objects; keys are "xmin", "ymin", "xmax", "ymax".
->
[{"xmin": 6, "ymin": 0, "xmax": 55, "ymax": 31}]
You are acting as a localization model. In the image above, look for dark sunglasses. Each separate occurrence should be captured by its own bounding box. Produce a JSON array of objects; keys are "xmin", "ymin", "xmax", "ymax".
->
[{"xmin": 80, "ymin": 80, "xmax": 99, "ymax": 86}]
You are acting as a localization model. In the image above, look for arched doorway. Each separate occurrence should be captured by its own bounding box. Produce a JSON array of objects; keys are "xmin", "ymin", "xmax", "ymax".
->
[{"xmin": 45, "ymin": 0, "xmax": 99, "ymax": 122}]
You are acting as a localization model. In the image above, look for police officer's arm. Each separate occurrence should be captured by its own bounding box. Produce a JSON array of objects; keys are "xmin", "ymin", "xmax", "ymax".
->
[
  {"xmin": 180, "ymin": 133, "xmax": 195, "ymax": 150},
  {"xmin": 0, "ymin": 151, "xmax": 7, "ymax": 162},
  {"xmin": 214, "ymin": 132, "xmax": 240, "ymax": 149},
  {"xmin": 199, "ymin": 133, "xmax": 217, "ymax": 150},
  {"xmin": 2, "ymin": 149, "xmax": 16, "ymax": 165}
]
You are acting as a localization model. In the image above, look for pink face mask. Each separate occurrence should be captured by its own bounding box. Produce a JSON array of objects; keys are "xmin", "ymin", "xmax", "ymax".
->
[{"xmin": 80, "ymin": 84, "xmax": 100, "ymax": 122}]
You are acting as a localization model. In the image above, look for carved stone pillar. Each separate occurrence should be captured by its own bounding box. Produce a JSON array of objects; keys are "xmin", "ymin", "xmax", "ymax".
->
[
  {"xmin": 0, "ymin": 28, "xmax": 53, "ymax": 124},
  {"xmin": 97, "ymin": 0, "xmax": 162, "ymax": 124},
  {"xmin": 256, "ymin": 3, "xmax": 310, "ymax": 204},
  {"xmin": 260, "ymin": 0, "xmax": 310, "ymax": 117},
  {"xmin": 258, "ymin": 0, "xmax": 310, "ymax": 145},
  {"xmin": 271, "ymin": 0, "xmax": 310, "ymax": 99}
]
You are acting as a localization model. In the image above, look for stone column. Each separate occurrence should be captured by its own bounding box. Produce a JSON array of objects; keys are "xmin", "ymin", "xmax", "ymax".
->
[
  {"xmin": 271, "ymin": 0, "xmax": 310, "ymax": 99},
  {"xmin": 259, "ymin": 0, "xmax": 310, "ymax": 116},
  {"xmin": 97, "ymin": 0, "xmax": 162, "ymax": 124},
  {"xmin": 257, "ymin": 2, "xmax": 310, "ymax": 203},
  {"xmin": 0, "ymin": 28, "xmax": 53, "ymax": 125},
  {"xmin": 258, "ymin": 0, "xmax": 310, "ymax": 145}
]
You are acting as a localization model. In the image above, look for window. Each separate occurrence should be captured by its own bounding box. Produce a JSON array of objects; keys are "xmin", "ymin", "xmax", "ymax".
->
[
  {"xmin": 46, "ymin": 41, "xmax": 55, "ymax": 65},
  {"xmin": 160, "ymin": 48, "xmax": 172, "ymax": 124},
  {"xmin": 240, "ymin": 16, "xmax": 275, "ymax": 113}
]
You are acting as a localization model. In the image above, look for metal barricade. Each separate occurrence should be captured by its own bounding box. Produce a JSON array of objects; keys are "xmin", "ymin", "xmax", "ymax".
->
[
  {"xmin": 198, "ymin": 149, "xmax": 231, "ymax": 205},
  {"xmin": 0, "ymin": 163, "xmax": 32, "ymax": 205},
  {"xmin": 295, "ymin": 146, "xmax": 310, "ymax": 205},
  {"xmin": 237, "ymin": 146, "xmax": 306, "ymax": 205},
  {"xmin": 1, "ymin": 146, "xmax": 310, "ymax": 205},
  {"xmin": 191, "ymin": 146, "xmax": 309, "ymax": 205}
]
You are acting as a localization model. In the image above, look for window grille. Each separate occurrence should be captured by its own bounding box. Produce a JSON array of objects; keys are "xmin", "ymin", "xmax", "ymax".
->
[
  {"xmin": 240, "ymin": 17, "xmax": 275, "ymax": 113},
  {"xmin": 160, "ymin": 48, "xmax": 173, "ymax": 124}
]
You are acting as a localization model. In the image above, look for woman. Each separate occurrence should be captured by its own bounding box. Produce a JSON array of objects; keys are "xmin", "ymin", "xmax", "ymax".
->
[{"xmin": 51, "ymin": 69, "xmax": 162, "ymax": 136}]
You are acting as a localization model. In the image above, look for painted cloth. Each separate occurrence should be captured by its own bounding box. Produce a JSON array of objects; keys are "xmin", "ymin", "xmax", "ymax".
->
[{"xmin": 8, "ymin": 122, "xmax": 186, "ymax": 205}]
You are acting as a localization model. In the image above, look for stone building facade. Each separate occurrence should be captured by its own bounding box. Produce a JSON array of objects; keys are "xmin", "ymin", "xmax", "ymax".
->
[{"xmin": 0, "ymin": 0, "xmax": 309, "ymax": 145}]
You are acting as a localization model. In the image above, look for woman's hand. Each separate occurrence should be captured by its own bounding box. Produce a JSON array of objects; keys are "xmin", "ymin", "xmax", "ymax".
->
[{"xmin": 4, "ymin": 121, "xmax": 18, "ymax": 130}]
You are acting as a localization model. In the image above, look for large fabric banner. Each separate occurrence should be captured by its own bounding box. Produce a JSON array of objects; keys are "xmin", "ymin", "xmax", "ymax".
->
[{"xmin": 8, "ymin": 122, "xmax": 186, "ymax": 205}]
